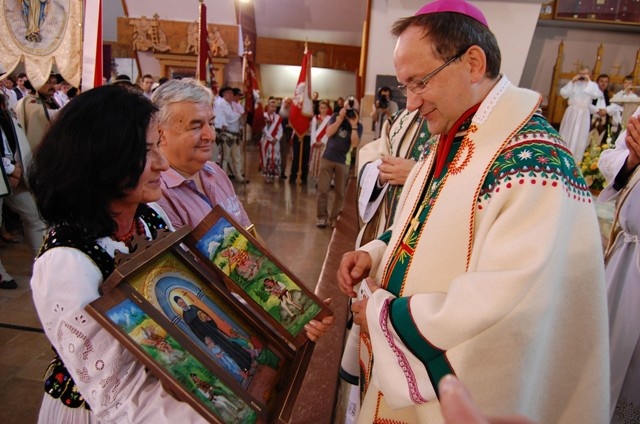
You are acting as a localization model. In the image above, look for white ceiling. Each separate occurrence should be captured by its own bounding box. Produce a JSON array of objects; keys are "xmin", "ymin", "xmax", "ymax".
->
[
  {"xmin": 252, "ymin": 0, "xmax": 367, "ymax": 45},
  {"xmin": 104, "ymin": 0, "xmax": 368, "ymax": 47}
]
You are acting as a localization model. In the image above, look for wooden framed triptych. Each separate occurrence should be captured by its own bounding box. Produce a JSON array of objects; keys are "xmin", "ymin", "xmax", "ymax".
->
[{"xmin": 87, "ymin": 207, "xmax": 332, "ymax": 423}]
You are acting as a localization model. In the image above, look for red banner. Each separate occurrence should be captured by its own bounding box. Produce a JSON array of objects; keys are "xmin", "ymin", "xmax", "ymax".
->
[
  {"xmin": 289, "ymin": 49, "xmax": 313, "ymax": 137},
  {"xmin": 251, "ymin": 102, "xmax": 265, "ymax": 141},
  {"xmin": 243, "ymin": 53, "xmax": 259, "ymax": 114}
]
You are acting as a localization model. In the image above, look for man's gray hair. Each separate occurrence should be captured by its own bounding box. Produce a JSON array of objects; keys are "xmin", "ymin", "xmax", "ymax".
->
[{"xmin": 151, "ymin": 78, "xmax": 214, "ymax": 126}]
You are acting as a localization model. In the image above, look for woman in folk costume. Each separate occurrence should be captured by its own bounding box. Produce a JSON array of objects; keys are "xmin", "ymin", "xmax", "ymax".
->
[
  {"xmin": 338, "ymin": 1, "xmax": 609, "ymax": 423},
  {"xmin": 558, "ymin": 66, "xmax": 602, "ymax": 163},
  {"xmin": 309, "ymin": 100, "xmax": 331, "ymax": 181},
  {"xmin": 29, "ymin": 86, "xmax": 210, "ymax": 423},
  {"xmin": 598, "ymin": 106, "xmax": 640, "ymax": 424},
  {"xmin": 260, "ymin": 99, "xmax": 282, "ymax": 182}
]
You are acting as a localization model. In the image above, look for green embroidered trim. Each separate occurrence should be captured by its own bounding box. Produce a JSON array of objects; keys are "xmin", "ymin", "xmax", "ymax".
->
[
  {"xmin": 389, "ymin": 297, "xmax": 453, "ymax": 398},
  {"xmin": 385, "ymin": 136, "xmax": 461, "ymax": 296},
  {"xmin": 412, "ymin": 121, "xmax": 435, "ymax": 160},
  {"xmin": 479, "ymin": 115, "xmax": 591, "ymax": 204},
  {"xmin": 386, "ymin": 120, "xmax": 434, "ymax": 228}
]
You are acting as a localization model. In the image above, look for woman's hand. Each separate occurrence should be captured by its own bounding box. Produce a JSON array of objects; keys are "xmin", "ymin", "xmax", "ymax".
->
[{"xmin": 304, "ymin": 298, "xmax": 335, "ymax": 342}]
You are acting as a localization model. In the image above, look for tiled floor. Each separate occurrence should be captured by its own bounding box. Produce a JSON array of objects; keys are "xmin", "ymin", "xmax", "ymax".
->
[{"xmin": 0, "ymin": 145, "xmax": 336, "ymax": 423}]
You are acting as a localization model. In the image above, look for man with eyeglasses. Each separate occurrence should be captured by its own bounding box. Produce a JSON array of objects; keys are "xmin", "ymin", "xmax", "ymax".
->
[{"xmin": 337, "ymin": 0, "xmax": 608, "ymax": 423}]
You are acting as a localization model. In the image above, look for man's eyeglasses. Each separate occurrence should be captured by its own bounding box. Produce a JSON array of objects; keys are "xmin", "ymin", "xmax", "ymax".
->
[{"xmin": 398, "ymin": 51, "xmax": 465, "ymax": 96}]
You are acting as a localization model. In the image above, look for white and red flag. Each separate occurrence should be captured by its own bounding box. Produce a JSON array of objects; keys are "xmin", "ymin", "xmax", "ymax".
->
[{"xmin": 289, "ymin": 47, "xmax": 313, "ymax": 137}]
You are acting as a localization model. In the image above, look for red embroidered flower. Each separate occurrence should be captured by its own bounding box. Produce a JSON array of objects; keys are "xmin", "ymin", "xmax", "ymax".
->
[
  {"xmin": 55, "ymin": 373, "xmax": 65, "ymax": 383},
  {"xmin": 536, "ymin": 156, "xmax": 549, "ymax": 164}
]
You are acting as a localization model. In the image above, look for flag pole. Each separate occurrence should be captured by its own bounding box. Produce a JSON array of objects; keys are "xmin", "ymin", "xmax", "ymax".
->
[
  {"xmin": 296, "ymin": 41, "xmax": 309, "ymax": 186},
  {"xmin": 241, "ymin": 36, "xmax": 252, "ymax": 187},
  {"xmin": 196, "ymin": 0, "xmax": 207, "ymax": 83},
  {"xmin": 289, "ymin": 40, "xmax": 312, "ymax": 185}
]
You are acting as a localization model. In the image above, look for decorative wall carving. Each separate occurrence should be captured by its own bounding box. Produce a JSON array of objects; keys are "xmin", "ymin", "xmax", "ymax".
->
[
  {"xmin": 186, "ymin": 21, "xmax": 198, "ymax": 54},
  {"xmin": 117, "ymin": 17, "xmax": 238, "ymax": 58},
  {"xmin": 207, "ymin": 27, "xmax": 228, "ymax": 58},
  {"xmin": 129, "ymin": 14, "xmax": 171, "ymax": 52}
]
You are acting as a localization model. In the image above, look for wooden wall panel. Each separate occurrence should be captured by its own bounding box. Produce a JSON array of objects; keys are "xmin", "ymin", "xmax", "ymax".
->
[{"xmin": 255, "ymin": 38, "xmax": 360, "ymax": 71}]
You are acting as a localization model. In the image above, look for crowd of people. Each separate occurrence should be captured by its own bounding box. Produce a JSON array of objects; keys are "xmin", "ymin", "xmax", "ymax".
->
[{"xmin": 0, "ymin": 0, "xmax": 639, "ymax": 422}]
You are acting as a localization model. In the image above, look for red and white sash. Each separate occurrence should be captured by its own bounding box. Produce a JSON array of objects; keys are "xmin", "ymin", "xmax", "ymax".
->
[
  {"xmin": 312, "ymin": 115, "xmax": 329, "ymax": 145},
  {"xmin": 264, "ymin": 113, "xmax": 282, "ymax": 140}
]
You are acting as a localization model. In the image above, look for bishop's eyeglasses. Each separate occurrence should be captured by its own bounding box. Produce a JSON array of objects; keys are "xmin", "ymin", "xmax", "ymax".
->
[{"xmin": 398, "ymin": 50, "xmax": 467, "ymax": 96}]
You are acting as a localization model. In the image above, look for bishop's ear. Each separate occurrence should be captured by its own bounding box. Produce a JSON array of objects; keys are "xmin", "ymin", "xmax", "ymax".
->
[{"xmin": 464, "ymin": 45, "xmax": 488, "ymax": 82}]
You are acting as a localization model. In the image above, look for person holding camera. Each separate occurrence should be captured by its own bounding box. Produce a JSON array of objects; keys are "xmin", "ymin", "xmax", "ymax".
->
[
  {"xmin": 559, "ymin": 66, "xmax": 602, "ymax": 163},
  {"xmin": 316, "ymin": 96, "xmax": 362, "ymax": 228},
  {"xmin": 371, "ymin": 86, "xmax": 399, "ymax": 139}
]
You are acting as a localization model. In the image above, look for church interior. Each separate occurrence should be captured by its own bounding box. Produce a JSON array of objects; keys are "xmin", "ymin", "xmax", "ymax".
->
[{"xmin": 0, "ymin": 0, "xmax": 638, "ymax": 422}]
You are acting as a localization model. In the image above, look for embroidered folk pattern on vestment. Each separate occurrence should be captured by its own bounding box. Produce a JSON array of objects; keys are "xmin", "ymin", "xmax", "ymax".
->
[
  {"xmin": 478, "ymin": 115, "xmax": 591, "ymax": 210},
  {"xmin": 380, "ymin": 298, "xmax": 428, "ymax": 404},
  {"xmin": 359, "ymin": 330, "xmax": 373, "ymax": 403},
  {"xmin": 384, "ymin": 123, "xmax": 436, "ymax": 235}
]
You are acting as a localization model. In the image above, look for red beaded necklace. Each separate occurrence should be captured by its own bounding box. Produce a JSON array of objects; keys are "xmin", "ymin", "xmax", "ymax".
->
[{"xmin": 114, "ymin": 219, "xmax": 146, "ymax": 243}]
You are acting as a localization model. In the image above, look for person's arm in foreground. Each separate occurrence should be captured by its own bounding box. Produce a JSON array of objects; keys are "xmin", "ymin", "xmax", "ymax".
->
[{"xmin": 439, "ymin": 375, "xmax": 534, "ymax": 424}]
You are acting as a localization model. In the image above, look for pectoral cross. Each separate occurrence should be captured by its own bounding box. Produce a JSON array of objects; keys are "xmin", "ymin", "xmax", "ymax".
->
[
  {"xmin": 408, "ymin": 214, "xmax": 421, "ymax": 238},
  {"xmin": 402, "ymin": 203, "xmax": 424, "ymax": 247}
]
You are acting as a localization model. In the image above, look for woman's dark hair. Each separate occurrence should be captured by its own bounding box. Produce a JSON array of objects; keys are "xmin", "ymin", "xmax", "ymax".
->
[
  {"xmin": 391, "ymin": 12, "xmax": 501, "ymax": 79},
  {"xmin": 29, "ymin": 85, "xmax": 158, "ymax": 238}
]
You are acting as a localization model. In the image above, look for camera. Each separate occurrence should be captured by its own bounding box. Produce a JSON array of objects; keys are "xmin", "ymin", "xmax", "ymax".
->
[
  {"xmin": 578, "ymin": 76, "xmax": 587, "ymax": 81},
  {"xmin": 346, "ymin": 96, "xmax": 357, "ymax": 119},
  {"xmin": 377, "ymin": 94, "xmax": 389, "ymax": 110}
]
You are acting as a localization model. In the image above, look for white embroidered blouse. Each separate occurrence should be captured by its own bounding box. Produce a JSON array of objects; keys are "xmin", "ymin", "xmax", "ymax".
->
[{"xmin": 31, "ymin": 203, "xmax": 208, "ymax": 423}]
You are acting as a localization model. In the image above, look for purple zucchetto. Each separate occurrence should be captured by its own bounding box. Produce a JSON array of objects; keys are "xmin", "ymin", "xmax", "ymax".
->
[{"xmin": 415, "ymin": 0, "xmax": 489, "ymax": 27}]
